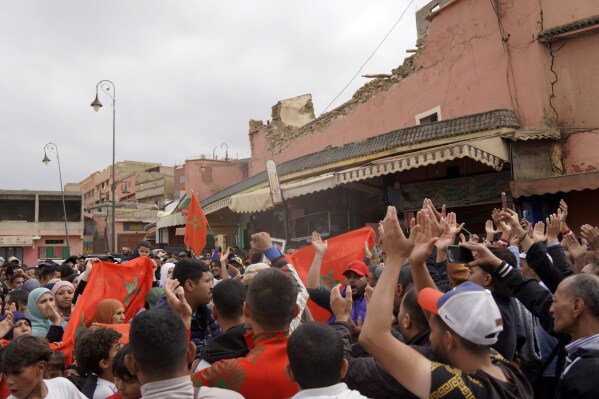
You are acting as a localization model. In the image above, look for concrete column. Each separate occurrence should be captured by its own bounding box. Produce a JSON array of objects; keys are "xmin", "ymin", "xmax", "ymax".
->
[{"xmin": 34, "ymin": 194, "xmax": 39, "ymax": 222}]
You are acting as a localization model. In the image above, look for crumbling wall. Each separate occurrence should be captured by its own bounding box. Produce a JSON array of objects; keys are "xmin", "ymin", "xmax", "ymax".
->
[{"xmin": 262, "ymin": 53, "xmax": 418, "ymax": 151}]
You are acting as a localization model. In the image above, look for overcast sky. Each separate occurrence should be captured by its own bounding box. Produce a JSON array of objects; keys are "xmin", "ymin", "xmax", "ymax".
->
[{"xmin": 1, "ymin": 0, "xmax": 429, "ymax": 191}]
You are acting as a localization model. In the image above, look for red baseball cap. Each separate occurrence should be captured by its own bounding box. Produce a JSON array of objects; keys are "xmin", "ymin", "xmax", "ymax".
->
[{"xmin": 342, "ymin": 260, "xmax": 369, "ymax": 277}]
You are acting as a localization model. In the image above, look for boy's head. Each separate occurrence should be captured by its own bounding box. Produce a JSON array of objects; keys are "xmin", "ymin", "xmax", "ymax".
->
[
  {"xmin": 74, "ymin": 328, "xmax": 122, "ymax": 378},
  {"xmin": 136, "ymin": 241, "xmax": 152, "ymax": 257},
  {"xmin": 112, "ymin": 345, "xmax": 141, "ymax": 399},
  {"xmin": 1, "ymin": 336, "xmax": 53, "ymax": 397},
  {"xmin": 286, "ymin": 322, "xmax": 347, "ymax": 390},
  {"xmin": 212, "ymin": 278, "xmax": 245, "ymax": 322},
  {"xmin": 43, "ymin": 350, "xmax": 66, "ymax": 379}
]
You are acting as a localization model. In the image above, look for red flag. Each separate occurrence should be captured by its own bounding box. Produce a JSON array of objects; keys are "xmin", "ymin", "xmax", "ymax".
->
[
  {"xmin": 286, "ymin": 227, "xmax": 376, "ymax": 322},
  {"xmin": 184, "ymin": 191, "xmax": 208, "ymax": 254},
  {"xmin": 55, "ymin": 257, "xmax": 154, "ymax": 364}
]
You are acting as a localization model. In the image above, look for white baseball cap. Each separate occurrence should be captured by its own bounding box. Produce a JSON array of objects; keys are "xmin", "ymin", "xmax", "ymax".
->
[{"xmin": 418, "ymin": 281, "xmax": 503, "ymax": 345}]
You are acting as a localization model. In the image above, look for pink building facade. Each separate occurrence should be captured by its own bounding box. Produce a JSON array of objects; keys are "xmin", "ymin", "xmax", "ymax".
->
[
  {"xmin": 197, "ymin": 0, "xmax": 599, "ymax": 247},
  {"xmin": 0, "ymin": 190, "xmax": 84, "ymax": 265}
]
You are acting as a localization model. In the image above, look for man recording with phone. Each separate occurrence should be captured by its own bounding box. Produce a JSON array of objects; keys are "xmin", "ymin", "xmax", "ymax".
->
[{"xmin": 449, "ymin": 243, "xmax": 521, "ymax": 361}]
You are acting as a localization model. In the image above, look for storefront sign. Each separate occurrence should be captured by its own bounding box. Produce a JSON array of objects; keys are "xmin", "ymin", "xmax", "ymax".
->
[
  {"xmin": 399, "ymin": 172, "xmax": 511, "ymax": 211},
  {"xmin": 0, "ymin": 236, "xmax": 33, "ymax": 246},
  {"xmin": 266, "ymin": 160, "xmax": 284, "ymax": 205}
]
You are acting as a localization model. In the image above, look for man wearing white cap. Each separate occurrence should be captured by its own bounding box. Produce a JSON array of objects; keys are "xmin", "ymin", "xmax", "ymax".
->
[{"xmin": 360, "ymin": 206, "xmax": 532, "ymax": 399}]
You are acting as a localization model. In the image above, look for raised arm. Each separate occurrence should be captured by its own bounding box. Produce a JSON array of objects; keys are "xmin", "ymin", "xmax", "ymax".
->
[
  {"xmin": 307, "ymin": 231, "xmax": 327, "ymax": 290},
  {"xmin": 360, "ymin": 206, "xmax": 432, "ymax": 399}
]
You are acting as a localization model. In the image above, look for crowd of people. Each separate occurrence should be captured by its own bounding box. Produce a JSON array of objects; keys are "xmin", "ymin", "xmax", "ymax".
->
[{"xmin": 0, "ymin": 198, "xmax": 598, "ymax": 398}]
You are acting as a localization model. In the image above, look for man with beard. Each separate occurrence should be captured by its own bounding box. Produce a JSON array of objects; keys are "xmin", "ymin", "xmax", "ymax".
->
[{"xmin": 306, "ymin": 232, "xmax": 369, "ymax": 334}]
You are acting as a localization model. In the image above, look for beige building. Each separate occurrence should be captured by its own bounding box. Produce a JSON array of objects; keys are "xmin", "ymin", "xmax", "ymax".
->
[{"xmin": 77, "ymin": 161, "xmax": 174, "ymax": 254}]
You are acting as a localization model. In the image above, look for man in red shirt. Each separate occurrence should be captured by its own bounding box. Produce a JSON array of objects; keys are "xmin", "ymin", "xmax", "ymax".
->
[{"xmin": 191, "ymin": 265, "xmax": 300, "ymax": 399}]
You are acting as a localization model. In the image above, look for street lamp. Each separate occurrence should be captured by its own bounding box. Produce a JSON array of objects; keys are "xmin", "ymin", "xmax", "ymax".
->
[
  {"xmin": 42, "ymin": 143, "xmax": 71, "ymax": 255},
  {"xmin": 90, "ymin": 80, "xmax": 116, "ymax": 254}
]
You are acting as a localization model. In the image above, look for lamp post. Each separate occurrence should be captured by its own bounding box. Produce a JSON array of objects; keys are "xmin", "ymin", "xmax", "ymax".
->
[
  {"xmin": 42, "ymin": 142, "xmax": 71, "ymax": 255},
  {"xmin": 90, "ymin": 80, "xmax": 116, "ymax": 254}
]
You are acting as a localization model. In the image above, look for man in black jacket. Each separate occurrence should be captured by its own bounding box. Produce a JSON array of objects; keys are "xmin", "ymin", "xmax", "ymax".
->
[
  {"xmin": 193, "ymin": 278, "xmax": 249, "ymax": 371},
  {"xmin": 331, "ymin": 285, "xmax": 433, "ymax": 399}
]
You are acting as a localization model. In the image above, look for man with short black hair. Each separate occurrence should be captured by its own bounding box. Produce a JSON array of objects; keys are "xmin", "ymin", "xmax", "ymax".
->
[
  {"xmin": 286, "ymin": 322, "xmax": 367, "ymax": 398},
  {"xmin": 39, "ymin": 265, "xmax": 60, "ymax": 286},
  {"xmin": 126, "ymin": 309, "xmax": 241, "ymax": 399},
  {"xmin": 193, "ymin": 279, "xmax": 248, "ymax": 371},
  {"xmin": 191, "ymin": 268, "xmax": 300, "ymax": 399},
  {"xmin": 156, "ymin": 258, "xmax": 220, "ymax": 358}
]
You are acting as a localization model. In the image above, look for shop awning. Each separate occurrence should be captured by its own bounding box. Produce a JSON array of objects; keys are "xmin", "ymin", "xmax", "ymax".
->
[
  {"xmin": 228, "ymin": 173, "xmax": 336, "ymax": 214},
  {"xmin": 510, "ymin": 171, "xmax": 599, "ymax": 198},
  {"xmin": 156, "ymin": 212, "xmax": 187, "ymax": 229},
  {"xmin": 335, "ymin": 138, "xmax": 508, "ymax": 185}
]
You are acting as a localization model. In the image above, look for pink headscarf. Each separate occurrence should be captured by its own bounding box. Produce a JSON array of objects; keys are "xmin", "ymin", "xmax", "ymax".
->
[{"xmin": 51, "ymin": 281, "xmax": 74, "ymax": 297}]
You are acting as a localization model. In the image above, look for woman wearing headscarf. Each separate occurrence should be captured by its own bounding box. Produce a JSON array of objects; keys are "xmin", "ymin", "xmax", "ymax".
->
[
  {"xmin": 159, "ymin": 262, "xmax": 175, "ymax": 288},
  {"xmin": 25, "ymin": 287, "xmax": 64, "ymax": 343},
  {"xmin": 91, "ymin": 299, "xmax": 126, "ymax": 325},
  {"xmin": 51, "ymin": 281, "xmax": 75, "ymax": 327},
  {"xmin": 0, "ymin": 311, "xmax": 32, "ymax": 341}
]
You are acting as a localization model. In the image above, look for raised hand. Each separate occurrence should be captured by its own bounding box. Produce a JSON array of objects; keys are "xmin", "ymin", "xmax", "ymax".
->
[
  {"xmin": 378, "ymin": 206, "xmax": 420, "ymax": 261},
  {"xmin": 435, "ymin": 221, "xmax": 456, "ymax": 262},
  {"xmin": 227, "ymin": 264, "xmax": 241, "ymax": 278},
  {"xmin": 446, "ymin": 212, "xmax": 465, "ymax": 237},
  {"xmin": 47, "ymin": 303, "xmax": 62, "ymax": 326},
  {"xmin": 0, "ymin": 312, "xmax": 14, "ymax": 339},
  {"xmin": 250, "ymin": 232, "xmax": 273, "ymax": 252},
  {"xmin": 310, "ymin": 231, "xmax": 328, "ymax": 256},
  {"xmin": 164, "ymin": 278, "xmax": 192, "ymax": 329},
  {"xmin": 546, "ymin": 214, "xmax": 561, "ymax": 242},
  {"xmin": 219, "ymin": 248, "xmax": 230, "ymax": 264},
  {"xmin": 330, "ymin": 284, "xmax": 352, "ymax": 323},
  {"xmin": 485, "ymin": 220, "xmax": 498, "ymax": 241},
  {"xmin": 427, "ymin": 206, "xmax": 445, "ymax": 238},
  {"xmin": 424, "ymin": 198, "xmax": 446, "ymax": 222},
  {"xmin": 580, "ymin": 225, "xmax": 599, "ymax": 252},
  {"xmin": 459, "ymin": 241, "xmax": 503, "ymax": 270},
  {"xmin": 557, "ymin": 199, "xmax": 569, "ymax": 230},
  {"xmin": 364, "ymin": 285, "xmax": 374, "ymax": 306},
  {"xmin": 408, "ymin": 210, "xmax": 438, "ymax": 267},
  {"xmin": 532, "ymin": 221, "xmax": 547, "ymax": 243}
]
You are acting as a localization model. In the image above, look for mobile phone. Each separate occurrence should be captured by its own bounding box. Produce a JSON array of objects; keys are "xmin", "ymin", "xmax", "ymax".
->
[
  {"xmin": 501, "ymin": 192, "xmax": 507, "ymax": 211},
  {"xmin": 446, "ymin": 245, "xmax": 474, "ymax": 264}
]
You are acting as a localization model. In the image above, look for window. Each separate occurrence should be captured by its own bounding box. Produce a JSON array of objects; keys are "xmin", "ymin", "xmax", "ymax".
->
[
  {"xmin": 419, "ymin": 113, "xmax": 438, "ymax": 124},
  {"xmin": 415, "ymin": 106, "xmax": 442, "ymax": 125},
  {"xmin": 45, "ymin": 239, "xmax": 64, "ymax": 244},
  {"xmin": 430, "ymin": 3, "xmax": 440, "ymax": 13},
  {"xmin": 179, "ymin": 175, "xmax": 185, "ymax": 184}
]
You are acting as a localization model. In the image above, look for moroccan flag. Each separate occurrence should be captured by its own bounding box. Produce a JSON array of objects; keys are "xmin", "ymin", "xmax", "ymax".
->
[
  {"xmin": 185, "ymin": 191, "xmax": 208, "ymax": 254},
  {"xmin": 286, "ymin": 227, "xmax": 376, "ymax": 322},
  {"xmin": 55, "ymin": 256, "xmax": 154, "ymax": 364}
]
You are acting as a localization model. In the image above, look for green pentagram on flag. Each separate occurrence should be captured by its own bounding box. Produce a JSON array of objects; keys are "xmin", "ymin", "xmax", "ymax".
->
[{"xmin": 188, "ymin": 214, "xmax": 204, "ymax": 230}]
